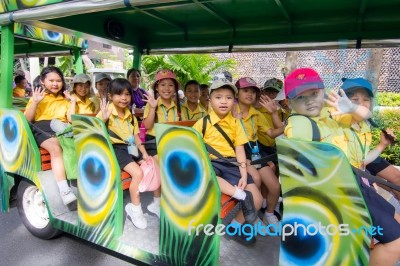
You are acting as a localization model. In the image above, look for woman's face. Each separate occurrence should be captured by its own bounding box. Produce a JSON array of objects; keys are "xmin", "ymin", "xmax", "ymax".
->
[{"xmin": 128, "ymin": 70, "xmax": 141, "ymax": 89}]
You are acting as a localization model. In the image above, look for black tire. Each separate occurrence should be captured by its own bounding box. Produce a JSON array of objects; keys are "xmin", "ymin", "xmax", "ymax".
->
[{"xmin": 17, "ymin": 180, "xmax": 61, "ymax": 239}]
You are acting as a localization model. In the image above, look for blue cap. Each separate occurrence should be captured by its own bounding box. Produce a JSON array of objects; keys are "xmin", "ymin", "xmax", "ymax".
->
[{"xmin": 341, "ymin": 78, "xmax": 374, "ymax": 98}]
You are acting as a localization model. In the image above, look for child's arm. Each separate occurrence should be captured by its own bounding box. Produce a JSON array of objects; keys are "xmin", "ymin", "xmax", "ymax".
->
[
  {"xmin": 326, "ymin": 89, "xmax": 371, "ymax": 121},
  {"xmin": 134, "ymin": 134, "xmax": 151, "ymax": 162},
  {"xmin": 97, "ymin": 98, "xmax": 113, "ymax": 122},
  {"xmin": 24, "ymin": 86, "xmax": 45, "ymax": 122},
  {"xmin": 259, "ymin": 95, "xmax": 284, "ymax": 138},
  {"xmin": 364, "ymin": 129, "xmax": 396, "ymax": 165},
  {"xmin": 235, "ymin": 145, "xmax": 248, "ymax": 190},
  {"xmin": 64, "ymin": 91, "xmax": 76, "ymax": 123},
  {"xmin": 142, "ymin": 94, "xmax": 159, "ymax": 130}
]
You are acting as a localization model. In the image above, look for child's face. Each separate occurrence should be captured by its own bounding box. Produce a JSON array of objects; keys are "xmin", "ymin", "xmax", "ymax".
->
[
  {"xmin": 348, "ymin": 89, "xmax": 371, "ymax": 109},
  {"xmin": 184, "ymin": 84, "xmax": 200, "ymax": 104},
  {"xmin": 41, "ymin": 72, "xmax": 63, "ymax": 94},
  {"xmin": 199, "ymin": 88, "xmax": 210, "ymax": 106},
  {"xmin": 210, "ymin": 87, "xmax": 235, "ymax": 117},
  {"xmin": 17, "ymin": 79, "xmax": 28, "ymax": 88},
  {"xmin": 289, "ymin": 89, "xmax": 324, "ymax": 117},
  {"xmin": 110, "ymin": 88, "xmax": 131, "ymax": 110},
  {"xmin": 74, "ymin": 82, "xmax": 90, "ymax": 98},
  {"xmin": 261, "ymin": 88, "xmax": 279, "ymax": 100},
  {"xmin": 156, "ymin": 78, "xmax": 175, "ymax": 100},
  {"xmin": 128, "ymin": 71, "xmax": 141, "ymax": 89},
  {"xmin": 237, "ymin": 87, "xmax": 257, "ymax": 106},
  {"xmin": 96, "ymin": 79, "xmax": 109, "ymax": 96}
]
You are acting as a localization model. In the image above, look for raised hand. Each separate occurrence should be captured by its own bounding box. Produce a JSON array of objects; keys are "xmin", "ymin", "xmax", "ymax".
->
[
  {"xmin": 143, "ymin": 93, "xmax": 159, "ymax": 108},
  {"xmin": 99, "ymin": 97, "xmax": 113, "ymax": 121},
  {"xmin": 326, "ymin": 89, "xmax": 357, "ymax": 115},
  {"xmin": 259, "ymin": 94, "xmax": 278, "ymax": 114},
  {"xmin": 32, "ymin": 86, "xmax": 45, "ymax": 103},
  {"xmin": 63, "ymin": 90, "xmax": 76, "ymax": 103},
  {"xmin": 231, "ymin": 103, "xmax": 243, "ymax": 119}
]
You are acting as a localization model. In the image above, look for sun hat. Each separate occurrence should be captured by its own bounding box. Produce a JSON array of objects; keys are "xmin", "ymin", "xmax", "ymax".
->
[
  {"xmin": 263, "ymin": 78, "xmax": 283, "ymax": 92},
  {"xmin": 71, "ymin": 73, "xmax": 91, "ymax": 85},
  {"xmin": 95, "ymin": 73, "xmax": 111, "ymax": 83},
  {"xmin": 152, "ymin": 69, "xmax": 180, "ymax": 90},
  {"xmin": 138, "ymin": 157, "xmax": 161, "ymax": 192},
  {"xmin": 235, "ymin": 77, "xmax": 260, "ymax": 90},
  {"xmin": 209, "ymin": 74, "xmax": 238, "ymax": 94},
  {"xmin": 341, "ymin": 77, "xmax": 374, "ymax": 97},
  {"xmin": 284, "ymin": 68, "xmax": 324, "ymax": 99}
]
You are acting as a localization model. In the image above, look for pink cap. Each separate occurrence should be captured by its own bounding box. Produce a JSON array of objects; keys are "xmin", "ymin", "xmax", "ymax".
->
[
  {"xmin": 235, "ymin": 77, "xmax": 260, "ymax": 90},
  {"xmin": 152, "ymin": 69, "xmax": 180, "ymax": 90},
  {"xmin": 284, "ymin": 68, "xmax": 324, "ymax": 99}
]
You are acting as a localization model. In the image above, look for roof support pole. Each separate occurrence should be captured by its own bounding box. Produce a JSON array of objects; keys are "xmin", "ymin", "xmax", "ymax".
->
[
  {"xmin": 74, "ymin": 49, "xmax": 83, "ymax": 74},
  {"xmin": 132, "ymin": 48, "xmax": 142, "ymax": 69},
  {"xmin": 0, "ymin": 23, "xmax": 14, "ymax": 108}
]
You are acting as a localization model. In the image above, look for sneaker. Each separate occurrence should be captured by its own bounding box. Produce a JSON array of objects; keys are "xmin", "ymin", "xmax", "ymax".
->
[
  {"xmin": 228, "ymin": 223, "xmax": 256, "ymax": 247},
  {"xmin": 263, "ymin": 214, "xmax": 279, "ymax": 232},
  {"xmin": 240, "ymin": 190, "xmax": 257, "ymax": 224},
  {"xmin": 60, "ymin": 188, "xmax": 77, "ymax": 205},
  {"xmin": 147, "ymin": 200, "xmax": 160, "ymax": 218},
  {"xmin": 125, "ymin": 203, "xmax": 147, "ymax": 229}
]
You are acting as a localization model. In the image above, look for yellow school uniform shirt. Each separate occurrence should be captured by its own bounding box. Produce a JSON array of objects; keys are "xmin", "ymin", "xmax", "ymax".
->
[
  {"xmin": 193, "ymin": 110, "xmax": 248, "ymax": 158},
  {"xmin": 236, "ymin": 105, "xmax": 273, "ymax": 143},
  {"xmin": 25, "ymin": 93, "xmax": 69, "ymax": 123},
  {"xmin": 96, "ymin": 103, "xmax": 139, "ymax": 144},
  {"xmin": 13, "ymin": 86, "xmax": 26, "ymax": 97},
  {"xmin": 257, "ymin": 107, "xmax": 276, "ymax": 147},
  {"xmin": 143, "ymin": 99, "xmax": 178, "ymax": 137},
  {"xmin": 72, "ymin": 93, "xmax": 95, "ymax": 115},
  {"xmin": 181, "ymin": 102, "xmax": 206, "ymax": 121}
]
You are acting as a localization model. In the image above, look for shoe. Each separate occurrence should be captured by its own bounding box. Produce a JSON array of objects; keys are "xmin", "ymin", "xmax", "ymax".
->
[
  {"xmin": 228, "ymin": 223, "xmax": 256, "ymax": 247},
  {"xmin": 60, "ymin": 188, "xmax": 77, "ymax": 205},
  {"xmin": 147, "ymin": 200, "xmax": 160, "ymax": 218},
  {"xmin": 240, "ymin": 190, "xmax": 257, "ymax": 224},
  {"xmin": 263, "ymin": 214, "xmax": 279, "ymax": 232},
  {"xmin": 125, "ymin": 203, "xmax": 147, "ymax": 229}
]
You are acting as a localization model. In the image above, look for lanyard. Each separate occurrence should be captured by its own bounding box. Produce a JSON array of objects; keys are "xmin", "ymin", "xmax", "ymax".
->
[
  {"xmin": 351, "ymin": 128, "xmax": 366, "ymax": 164},
  {"xmin": 114, "ymin": 116, "xmax": 133, "ymax": 143},
  {"xmin": 160, "ymin": 105, "xmax": 176, "ymax": 122},
  {"xmin": 239, "ymin": 116, "xmax": 259, "ymax": 151}
]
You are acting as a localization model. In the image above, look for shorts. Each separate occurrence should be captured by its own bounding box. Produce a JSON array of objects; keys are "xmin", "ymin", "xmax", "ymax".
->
[
  {"xmin": 30, "ymin": 120, "xmax": 56, "ymax": 146},
  {"xmin": 353, "ymin": 168, "xmax": 400, "ymax": 243},
  {"xmin": 211, "ymin": 159, "xmax": 254, "ymax": 186},
  {"xmin": 366, "ymin": 156, "xmax": 391, "ymax": 176},
  {"xmin": 244, "ymin": 141, "xmax": 277, "ymax": 168},
  {"xmin": 144, "ymin": 135, "xmax": 157, "ymax": 156},
  {"xmin": 112, "ymin": 144, "xmax": 143, "ymax": 170}
]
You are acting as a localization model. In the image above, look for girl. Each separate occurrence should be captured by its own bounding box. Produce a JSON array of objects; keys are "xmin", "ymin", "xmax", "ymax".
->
[
  {"xmin": 24, "ymin": 66, "xmax": 77, "ymax": 205},
  {"xmin": 92, "ymin": 73, "xmax": 111, "ymax": 113},
  {"xmin": 233, "ymin": 77, "xmax": 283, "ymax": 228},
  {"xmin": 127, "ymin": 68, "xmax": 148, "ymax": 109},
  {"xmin": 97, "ymin": 78, "xmax": 160, "ymax": 229},
  {"xmin": 69, "ymin": 73, "xmax": 95, "ymax": 115},
  {"xmin": 181, "ymin": 80, "xmax": 206, "ymax": 121},
  {"xmin": 142, "ymin": 69, "xmax": 182, "ymax": 156}
]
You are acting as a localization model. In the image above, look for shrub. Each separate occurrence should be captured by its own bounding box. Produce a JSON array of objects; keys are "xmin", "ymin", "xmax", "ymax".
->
[{"xmin": 375, "ymin": 92, "xmax": 400, "ymax": 107}]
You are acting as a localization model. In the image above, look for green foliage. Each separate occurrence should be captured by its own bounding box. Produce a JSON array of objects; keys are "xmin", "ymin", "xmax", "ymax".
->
[
  {"xmin": 91, "ymin": 50, "xmax": 117, "ymax": 68},
  {"xmin": 375, "ymin": 92, "xmax": 400, "ymax": 107},
  {"xmin": 55, "ymin": 56, "xmax": 75, "ymax": 76},
  {"xmin": 124, "ymin": 49, "xmax": 133, "ymax": 70},
  {"xmin": 371, "ymin": 108, "xmax": 400, "ymax": 165},
  {"xmin": 141, "ymin": 54, "xmax": 236, "ymax": 90}
]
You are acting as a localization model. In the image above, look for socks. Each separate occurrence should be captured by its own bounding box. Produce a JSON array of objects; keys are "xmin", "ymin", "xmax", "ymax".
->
[
  {"xmin": 57, "ymin": 180, "xmax": 69, "ymax": 193},
  {"xmin": 131, "ymin": 203, "xmax": 142, "ymax": 211},
  {"xmin": 262, "ymin": 198, "xmax": 267, "ymax": 208},
  {"xmin": 232, "ymin": 187, "xmax": 246, "ymax": 200},
  {"xmin": 265, "ymin": 212, "xmax": 274, "ymax": 217},
  {"xmin": 153, "ymin": 197, "xmax": 161, "ymax": 204}
]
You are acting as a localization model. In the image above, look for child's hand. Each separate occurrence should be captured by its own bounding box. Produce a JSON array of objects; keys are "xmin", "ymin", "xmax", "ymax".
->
[
  {"xmin": 231, "ymin": 104, "xmax": 243, "ymax": 119},
  {"xmin": 64, "ymin": 91, "xmax": 76, "ymax": 103},
  {"xmin": 237, "ymin": 177, "xmax": 247, "ymax": 190},
  {"xmin": 143, "ymin": 94, "xmax": 159, "ymax": 109},
  {"xmin": 381, "ymin": 129, "xmax": 396, "ymax": 146},
  {"xmin": 259, "ymin": 95, "xmax": 278, "ymax": 114},
  {"xmin": 326, "ymin": 89, "xmax": 357, "ymax": 115},
  {"xmin": 32, "ymin": 86, "xmax": 45, "ymax": 103},
  {"xmin": 100, "ymin": 97, "xmax": 113, "ymax": 121},
  {"xmin": 143, "ymin": 153, "xmax": 152, "ymax": 164}
]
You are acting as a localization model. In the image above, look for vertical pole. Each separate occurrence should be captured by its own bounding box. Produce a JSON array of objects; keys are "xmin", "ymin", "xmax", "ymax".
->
[
  {"xmin": 132, "ymin": 47, "xmax": 142, "ymax": 69},
  {"xmin": 74, "ymin": 49, "xmax": 84, "ymax": 74},
  {"xmin": 0, "ymin": 24, "xmax": 15, "ymax": 108}
]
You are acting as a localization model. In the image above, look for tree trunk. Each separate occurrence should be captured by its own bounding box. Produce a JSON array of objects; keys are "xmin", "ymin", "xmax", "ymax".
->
[
  {"xmin": 282, "ymin": 51, "xmax": 298, "ymax": 78},
  {"xmin": 365, "ymin": 48, "xmax": 383, "ymax": 94}
]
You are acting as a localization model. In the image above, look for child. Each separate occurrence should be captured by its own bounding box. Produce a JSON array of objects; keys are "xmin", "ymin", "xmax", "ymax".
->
[
  {"xmin": 13, "ymin": 75, "xmax": 27, "ymax": 97},
  {"xmin": 192, "ymin": 76, "xmax": 262, "ymax": 246},
  {"xmin": 142, "ymin": 69, "xmax": 182, "ymax": 156},
  {"xmin": 181, "ymin": 80, "xmax": 206, "ymax": 121},
  {"xmin": 70, "ymin": 74, "xmax": 95, "ymax": 115},
  {"xmin": 92, "ymin": 73, "xmax": 111, "ymax": 113},
  {"xmin": 97, "ymin": 78, "xmax": 160, "ymax": 229},
  {"xmin": 284, "ymin": 68, "xmax": 400, "ymax": 265},
  {"xmin": 233, "ymin": 77, "xmax": 283, "ymax": 227},
  {"xmin": 338, "ymin": 78, "xmax": 400, "ymax": 199},
  {"xmin": 24, "ymin": 66, "xmax": 77, "ymax": 205},
  {"xmin": 199, "ymin": 83, "xmax": 210, "ymax": 113}
]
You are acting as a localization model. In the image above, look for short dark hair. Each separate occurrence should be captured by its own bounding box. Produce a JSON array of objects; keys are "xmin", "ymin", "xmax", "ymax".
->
[
  {"xmin": 184, "ymin": 80, "xmax": 200, "ymax": 91},
  {"xmin": 127, "ymin": 68, "xmax": 141, "ymax": 79},
  {"xmin": 14, "ymin": 75, "xmax": 26, "ymax": 84},
  {"xmin": 200, "ymin": 84, "xmax": 209, "ymax": 91},
  {"xmin": 108, "ymin": 78, "xmax": 132, "ymax": 96},
  {"xmin": 40, "ymin": 66, "xmax": 67, "ymax": 94}
]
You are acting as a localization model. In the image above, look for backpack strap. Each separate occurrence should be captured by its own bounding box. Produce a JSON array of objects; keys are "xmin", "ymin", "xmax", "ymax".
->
[
  {"xmin": 285, "ymin": 114, "xmax": 321, "ymax": 141},
  {"xmin": 202, "ymin": 115, "xmax": 235, "ymax": 152}
]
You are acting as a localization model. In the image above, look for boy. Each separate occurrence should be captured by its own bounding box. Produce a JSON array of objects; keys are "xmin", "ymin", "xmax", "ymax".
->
[
  {"xmin": 193, "ymin": 76, "xmax": 262, "ymax": 246},
  {"xmin": 13, "ymin": 75, "xmax": 27, "ymax": 97},
  {"xmin": 199, "ymin": 83, "xmax": 210, "ymax": 113},
  {"xmin": 284, "ymin": 68, "xmax": 400, "ymax": 265},
  {"xmin": 181, "ymin": 80, "xmax": 206, "ymax": 121}
]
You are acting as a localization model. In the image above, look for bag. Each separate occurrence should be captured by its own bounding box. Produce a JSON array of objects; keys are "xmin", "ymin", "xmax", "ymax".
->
[
  {"xmin": 138, "ymin": 157, "xmax": 160, "ymax": 192},
  {"xmin": 56, "ymin": 126, "xmax": 78, "ymax": 180}
]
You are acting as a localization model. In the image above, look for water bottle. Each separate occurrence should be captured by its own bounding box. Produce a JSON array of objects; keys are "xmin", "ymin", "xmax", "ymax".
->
[
  {"xmin": 139, "ymin": 122, "xmax": 146, "ymax": 143},
  {"xmin": 251, "ymin": 146, "xmax": 261, "ymax": 169}
]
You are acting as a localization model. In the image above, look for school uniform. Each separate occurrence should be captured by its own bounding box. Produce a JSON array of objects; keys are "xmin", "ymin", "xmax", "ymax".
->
[
  {"xmin": 257, "ymin": 106, "xmax": 277, "ymax": 148},
  {"xmin": 25, "ymin": 92, "xmax": 70, "ymax": 145},
  {"xmin": 143, "ymin": 99, "xmax": 179, "ymax": 155},
  {"xmin": 13, "ymin": 86, "xmax": 26, "ymax": 97},
  {"xmin": 97, "ymin": 103, "xmax": 141, "ymax": 169},
  {"xmin": 285, "ymin": 113, "xmax": 400, "ymax": 244},
  {"xmin": 181, "ymin": 103, "xmax": 206, "ymax": 121},
  {"xmin": 193, "ymin": 110, "xmax": 254, "ymax": 186},
  {"xmin": 72, "ymin": 93, "xmax": 95, "ymax": 115}
]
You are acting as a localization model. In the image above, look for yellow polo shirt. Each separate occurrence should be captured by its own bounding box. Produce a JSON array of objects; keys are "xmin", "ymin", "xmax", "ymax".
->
[
  {"xmin": 193, "ymin": 111, "xmax": 248, "ymax": 158},
  {"xmin": 13, "ymin": 86, "xmax": 26, "ymax": 97},
  {"xmin": 143, "ymin": 100, "xmax": 178, "ymax": 136},
  {"xmin": 257, "ymin": 107, "xmax": 276, "ymax": 147},
  {"xmin": 236, "ymin": 105, "xmax": 273, "ymax": 143},
  {"xmin": 181, "ymin": 103, "xmax": 206, "ymax": 121},
  {"xmin": 97, "ymin": 103, "xmax": 139, "ymax": 144},
  {"xmin": 25, "ymin": 93, "xmax": 69, "ymax": 123},
  {"xmin": 72, "ymin": 93, "xmax": 95, "ymax": 115}
]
